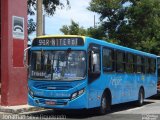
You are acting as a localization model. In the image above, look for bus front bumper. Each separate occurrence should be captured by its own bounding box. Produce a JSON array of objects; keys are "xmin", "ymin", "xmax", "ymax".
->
[{"xmin": 28, "ymin": 93, "xmax": 88, "ymax": 109}]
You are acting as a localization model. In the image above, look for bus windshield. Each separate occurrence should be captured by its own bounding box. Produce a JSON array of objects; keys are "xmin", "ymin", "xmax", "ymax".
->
[{"xmin": 29, "ymin": 50, "xmax": 86, "ymax": 81}]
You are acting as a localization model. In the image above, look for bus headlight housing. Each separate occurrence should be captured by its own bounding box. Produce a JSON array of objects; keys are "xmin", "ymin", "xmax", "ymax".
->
[{"xmin": 71, "ymin": 88, "xmax": 85, "ymax": 100}]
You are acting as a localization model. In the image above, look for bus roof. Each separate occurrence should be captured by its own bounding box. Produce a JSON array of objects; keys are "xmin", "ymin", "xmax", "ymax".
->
[
  {"xmin": 86, "ymin": 36, "xmax": 157, "ymax": 58},
  {"xmin": 35, "ymin": 35, "xmax": 85, "ymax": 39},
  {"xmin": 32, "ymin": 35, "xmax": 157, "ymax": 58}
]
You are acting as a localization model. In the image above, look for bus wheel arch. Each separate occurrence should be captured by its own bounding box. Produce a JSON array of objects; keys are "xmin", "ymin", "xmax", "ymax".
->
[{"xmin": 98, "ymin": 88, "xmax": 112, "ymax": 115}]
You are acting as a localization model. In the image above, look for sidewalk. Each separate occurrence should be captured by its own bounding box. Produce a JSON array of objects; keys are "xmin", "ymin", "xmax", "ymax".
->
[{"xmin": 0, "ymin": 105, "xmax": 45, "ymax": 114}]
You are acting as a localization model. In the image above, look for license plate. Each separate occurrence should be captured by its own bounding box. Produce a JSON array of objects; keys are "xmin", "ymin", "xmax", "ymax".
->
[{"xmin": 45, "ymin": 100, "xmax": 56, "ymax": 105}]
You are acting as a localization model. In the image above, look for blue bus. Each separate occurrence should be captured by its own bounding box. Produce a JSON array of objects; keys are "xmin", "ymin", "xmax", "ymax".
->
[
  {"xmin": 24, "ymin": 35, "xmax": 158, "ymax": 114},
  {"xmin": 157, "ymin": 56, "xmax": 160, "ymax": 94}
]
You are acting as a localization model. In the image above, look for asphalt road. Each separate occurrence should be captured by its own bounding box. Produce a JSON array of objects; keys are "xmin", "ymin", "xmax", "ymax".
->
[{"xmin": 1, "ymin": 95, "xmax": 160, "ymax": 120}]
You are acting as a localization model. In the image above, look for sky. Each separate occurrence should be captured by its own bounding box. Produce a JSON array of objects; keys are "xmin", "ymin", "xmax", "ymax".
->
[{"xmin": 29, "ymin": 0, "xmax": 100, "ymax": 40}]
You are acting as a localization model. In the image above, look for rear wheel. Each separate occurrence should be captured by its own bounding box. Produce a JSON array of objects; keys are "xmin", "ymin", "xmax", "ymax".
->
[
  {"xmin": 137, "ymin": 88, "xmax": 144, "ymax": 106},
  {"xmin": 98, "ymin": 92, "xmax": 111, "ymax": 115}
]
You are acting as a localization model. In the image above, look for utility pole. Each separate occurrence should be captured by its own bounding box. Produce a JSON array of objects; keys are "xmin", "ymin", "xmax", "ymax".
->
[
  {"xmin": 43, "ymin": 14, "xmax": 45, "ymax": 35},
  {"xmin": 36, "ymin": 0, "xmax": 43, "ymax": 36}
]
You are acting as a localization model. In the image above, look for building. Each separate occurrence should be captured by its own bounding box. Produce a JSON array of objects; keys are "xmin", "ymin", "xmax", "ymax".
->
[{"xmin": 0, "ymin": 0, "xmax": 27, "ymax": 106}]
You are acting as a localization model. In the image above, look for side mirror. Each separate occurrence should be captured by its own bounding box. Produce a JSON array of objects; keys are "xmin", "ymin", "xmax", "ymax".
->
[{"xmin": 23, "ymin": 47, "xmax": 31, "ymax": 68}]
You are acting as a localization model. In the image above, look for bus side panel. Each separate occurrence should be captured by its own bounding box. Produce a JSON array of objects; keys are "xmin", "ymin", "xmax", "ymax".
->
[
  {"xmin": 144, "ymin": 75, "xmax": 157, "ymax": 98},
  {"xmin": 88, "ymin": 73, "xmax": 157, "ymax": 109}
]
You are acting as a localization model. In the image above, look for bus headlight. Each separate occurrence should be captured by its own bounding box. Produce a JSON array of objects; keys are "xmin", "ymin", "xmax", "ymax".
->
[
  {"xmin": 71, "ymin": 88, "xmax": 85, "ymax": 100},
  {"xmin": 71, "ymin": 92, "xmax": 78, "ymax": 99}
]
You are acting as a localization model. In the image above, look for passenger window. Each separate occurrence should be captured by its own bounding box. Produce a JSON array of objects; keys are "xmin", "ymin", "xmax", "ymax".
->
[
  {"xmin": 88, "ymin": 44, "xmax": 101, "ymax": 74},
  {"xmin": 144, "ymin": 57, "xmax": 156, "ymax": 74},
  {"xmin": 126, "ymin": 53, "xmax": 134, "ymax": 73},
  {"xmin": 133, "ymin": 55, "xmax": 137, "ymax": 73},
  {"xmin": 141, "ymin": 57, "xmax": 145, "ymax": 73},
  {"xmin": 88, "ymin": 44, "xmax": 101, "ymax": 82},
  {"xmin": 92, "ymin": 52, "xmax": 100, "ymax": 73},
  {"xmin": 137, "ymin": 56, "xmax": 142, "ymax": 73},
  {"xmin": 102, "ymin": 48, "xmax": 115, "ymax": 72},
  {"xmin": 150, "ymin": 59, "xmax": 156, "ymax": 74},
  {"xmin": 116, "ymin": 51, "xmax": 125, "ymax": 72},
  {"xmin": 145, "ymin": 58, "xmax": 150, "ymax": 74}
]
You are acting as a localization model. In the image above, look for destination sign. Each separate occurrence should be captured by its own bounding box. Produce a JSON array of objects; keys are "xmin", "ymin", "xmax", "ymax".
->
[{"xmin": 32, "ymin": 37, "xmax": 84, "ymax": 47}]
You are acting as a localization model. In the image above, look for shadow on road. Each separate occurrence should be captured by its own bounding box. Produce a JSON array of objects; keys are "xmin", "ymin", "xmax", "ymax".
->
[
  {"xmin": 149, "ymin": 94, "xmax": 160, "ymax": 100},
  {"xmin": 24, "ymin": 101, "xmax": 154, "ymax": 119}
]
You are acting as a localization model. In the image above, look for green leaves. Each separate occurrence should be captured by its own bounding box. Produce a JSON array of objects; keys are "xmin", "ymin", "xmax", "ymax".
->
[
  {"xmin": 89, "ymin": 0, "xmax": 160, "ymax": 54},
  {"xmin": 60, "ymin": 20, "xmax": 86, "ymax": 35},
  {"xmin": 28, "ymin": 0, "xmax": 70, "ymax": 37},
  {"xmin": 28, "ymin": 0, "xmax": 70, "ymax": 16},
  {"xmin": 28, "ymin": 19, "xmax": 36, "ymax": 35},
  {"xmin": 60, "ymin": 20, "xmax": 107, "ymax": 40}
]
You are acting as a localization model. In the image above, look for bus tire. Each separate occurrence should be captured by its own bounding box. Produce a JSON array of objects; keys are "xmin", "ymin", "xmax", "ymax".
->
[
  {"xmin": 137, "ymin": 88, "xmax": 144, "ymax": 106},
  {"xmin": 98, "ymin": 92, "xmax": 111, "ymax": 115}
]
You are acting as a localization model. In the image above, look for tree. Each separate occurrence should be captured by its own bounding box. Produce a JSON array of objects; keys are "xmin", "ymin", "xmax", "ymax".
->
[
  {"xmin": 87, "ymin": 26, "xmax": 107, "ymax": 40},
  {"xmin": 60, "ymin": 20, "xmax": 107, "ymax": 40},
  {"xmin": 27, "ymin": 0, "xmax": 70, "ymax": 37},
  {"xmin": 28, "ymin": 0, "xmax": 70, "ymax": 16},
  {"xmin": 60, "ymin": 20, "xmax": 87, "ymax": 35},
  {"xmin": 28, "ymin": 18, "xmax": 36, "ymax": 41},
  {"xmin": 88, "ymin": 0, "xmax": 160, "ymax": 54},
  {"xmin": 127, "ymin": 0, "xmax": 160, "ymax": 54}
]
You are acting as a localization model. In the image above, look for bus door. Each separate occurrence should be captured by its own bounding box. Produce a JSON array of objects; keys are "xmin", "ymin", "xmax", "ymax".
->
[{"xmin": 88, "ymin": 44, "xmax": 101, "ymax": 108}]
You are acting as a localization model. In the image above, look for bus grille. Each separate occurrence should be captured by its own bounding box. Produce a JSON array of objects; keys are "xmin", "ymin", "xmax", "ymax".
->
[{"xmin": 34, "ymin": 84, "xmax": 72, "ymax": 90}]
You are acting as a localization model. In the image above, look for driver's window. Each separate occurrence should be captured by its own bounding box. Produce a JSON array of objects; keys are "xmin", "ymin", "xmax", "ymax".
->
[
  {"xmin": 91, "ymin": 52, "xmax": 100, "ymax": 72},
  {"xmin": 88, "ymin": 44, "xmax": 101, "ymax": 73}
]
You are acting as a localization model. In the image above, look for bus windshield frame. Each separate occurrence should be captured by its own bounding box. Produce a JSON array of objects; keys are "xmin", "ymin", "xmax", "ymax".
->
[{"xmin": 29, "ymin": 50, "xmax": 87, "ymax": 81}]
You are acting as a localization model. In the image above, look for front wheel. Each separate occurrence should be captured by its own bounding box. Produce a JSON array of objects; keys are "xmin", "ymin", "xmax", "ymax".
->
[{"xmin": 98, "ymin": 92, "xmax": 111, "ymax": 115}]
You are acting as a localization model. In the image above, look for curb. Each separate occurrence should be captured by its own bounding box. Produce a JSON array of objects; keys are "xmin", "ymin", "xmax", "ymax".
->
[{"xmin": 0, "ymin": 105, "xmax": 45, "ymax": 114}]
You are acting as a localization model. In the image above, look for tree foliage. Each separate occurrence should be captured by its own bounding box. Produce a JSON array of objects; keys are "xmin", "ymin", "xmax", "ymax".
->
[
  {"xmin": 60, "ymin": 20, "xmax": 87, "ymax": 35},
  {"xmin": 28, "ymin": 0, "xmax": 70, "ymax": 37},
  {"xmin": 88, "ymin": 0, "xmax": 160, "ymax": 54},
  {"xmin": 60, "ymin": 20, "xmax": 107, "ymax": 40},
  {"xmin": 28, "ymin": 18, "xmax": 36, "ymax": 41},
  {"xmin": 28, "ymin": 19, "xmax": 36, "ymax": 35},
  {"xmin": 28, "ymin": 0, "xmax": 70, "ymax": 16}
]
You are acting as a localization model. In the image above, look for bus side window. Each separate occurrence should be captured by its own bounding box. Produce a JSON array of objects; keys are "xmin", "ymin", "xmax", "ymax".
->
[
  {"xmin": 88, "ymin": 44, "xmax": 101, "ymax": 74},
  {"xmin": 137, "ymin": 56, "xmax": 142, "ymax": 73},
  {"xmin": 116, "ymin": 51, "xmax": 125, "ymax": 73},
  {"xmin": 126, "ymin": 53, "xmax": 134, "ymax": 73},
  {"xmin": 145, "ymin": 58, "xmax": 150, "ymax": 74},
  {"xmin": 102, "ymin": 48, "xmax": 115, "ymax": 72},
  {"xmin": 133, "ymin": 55, "xmax": 137, "ymax": 73},
  {"xmin": 150, "ymin": 58, "xmax": 156, "ymax": 74},
  {"xmin": 141, "ymin": 57, "xmax": 145, "ymax": 74},
  {"xmin": 91, "ymin": 51, "xmax": 100, "ymax": 73}
]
